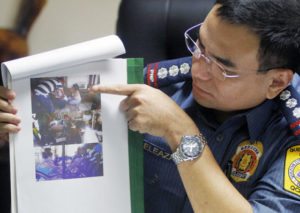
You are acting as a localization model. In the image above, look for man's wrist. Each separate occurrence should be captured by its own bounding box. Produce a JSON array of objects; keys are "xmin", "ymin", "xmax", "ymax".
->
[
  {"xmin": 164, "ymin": 127, "xmax": 200, "ymax": 152},
  {"xmin": 171, "ymin": 134, "xmax": 207, "ymax": 165}
]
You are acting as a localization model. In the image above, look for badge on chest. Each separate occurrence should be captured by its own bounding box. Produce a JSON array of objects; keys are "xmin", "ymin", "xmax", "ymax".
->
[{"xmin": 230, "ymin": 140, "xmax": 264, "ymax": 182}]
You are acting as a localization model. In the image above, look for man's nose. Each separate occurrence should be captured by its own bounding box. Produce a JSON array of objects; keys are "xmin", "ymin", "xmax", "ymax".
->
[{"xmin": 192, "ymin": 57, "xmax": 213, "ymax": 80}]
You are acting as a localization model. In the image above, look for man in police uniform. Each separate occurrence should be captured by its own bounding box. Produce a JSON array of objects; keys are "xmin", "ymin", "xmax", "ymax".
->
[
  {"xmin": 93, "ymin": 0, "xmax": 300, "ymax": 212},
  {"xmin": 1, "ymin": 0, "xmax": 300, "ymax": 212}
]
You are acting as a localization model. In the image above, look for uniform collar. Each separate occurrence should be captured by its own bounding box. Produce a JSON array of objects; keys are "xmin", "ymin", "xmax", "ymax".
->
[
  {"xmin": 193, "ymin": 99, "xmax": 279, "ymax": 141},
  {"xmin": 245, "ymin": 99, "xmax": 279, "ymax": 141}
]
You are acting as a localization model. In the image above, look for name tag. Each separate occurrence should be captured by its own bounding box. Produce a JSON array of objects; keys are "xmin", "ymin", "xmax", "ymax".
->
[{"xmin": 144, "ymin": 142, "xmax": 171, "ymax": 160}]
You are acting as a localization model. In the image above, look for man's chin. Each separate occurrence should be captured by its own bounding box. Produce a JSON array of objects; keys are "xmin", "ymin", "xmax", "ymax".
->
[{"xmin": 193, "ymin": 94, "xmax": 215, "ymax": 109}]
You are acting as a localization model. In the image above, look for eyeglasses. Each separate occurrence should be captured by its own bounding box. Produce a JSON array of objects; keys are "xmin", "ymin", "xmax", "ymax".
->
[
  {"xmin": 184, "ymin": 23, "xmax": 240, "ymax": 81},
  {"xmin": 185, "ymin": 23, "xmax": 289, "ymax": 81}
]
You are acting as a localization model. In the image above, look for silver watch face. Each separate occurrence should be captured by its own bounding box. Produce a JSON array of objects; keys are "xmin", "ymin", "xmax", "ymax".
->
[{"xmin": 180, "ymin": 135, "xmax": 202, "ymax": 158}]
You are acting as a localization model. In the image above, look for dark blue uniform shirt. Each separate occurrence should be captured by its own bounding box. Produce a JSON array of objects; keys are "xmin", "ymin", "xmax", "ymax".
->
[{"xmin": 143, "ymin": 57, "xmax": 300, "ymax": 213}]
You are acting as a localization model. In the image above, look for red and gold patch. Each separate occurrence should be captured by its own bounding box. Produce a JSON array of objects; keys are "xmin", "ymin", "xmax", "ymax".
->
[
  {"xmin": 284, "ymin": 145, "xmax": 300, "ymax": 196},
  {"xmin": 230, "ymin": 140, "xmax": 263, "ymax": 182}
]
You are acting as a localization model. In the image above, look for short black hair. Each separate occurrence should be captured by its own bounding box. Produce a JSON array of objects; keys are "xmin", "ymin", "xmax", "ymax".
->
[
  {"xmin": 215, "ymin": 0, "xmax": 300, "ymax": 74},
  {"xmin": 72, "ymin": 83, "xmax": 80, "ymax": 90}
]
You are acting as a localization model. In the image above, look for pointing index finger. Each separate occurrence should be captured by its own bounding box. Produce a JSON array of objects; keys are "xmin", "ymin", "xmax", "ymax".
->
[{"xmin": 91, "ymin": 84, "xmax": 140, "ymax": 96}]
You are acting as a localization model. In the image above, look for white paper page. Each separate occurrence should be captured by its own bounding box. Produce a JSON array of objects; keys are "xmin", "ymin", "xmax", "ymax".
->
[
  {"xmin": 11, "ymin": 59, "xmax": 131, "ymax": 213},
  {"xmin": 1, "ymin": 35, "xmax": 125, "ymax": 87}
]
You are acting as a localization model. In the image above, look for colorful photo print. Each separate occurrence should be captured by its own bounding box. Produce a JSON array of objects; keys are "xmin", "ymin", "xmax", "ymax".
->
[
  {"xmin": 31, "ymin": 75, "xmax": 104, "ymax": 181},
  {"xmin": 35, "ymin": 143, "xmax": 103, "ymax": 181}
]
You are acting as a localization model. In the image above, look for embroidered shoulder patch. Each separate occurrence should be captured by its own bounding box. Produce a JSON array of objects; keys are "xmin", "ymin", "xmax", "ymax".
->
[
  {"xmin": 284, "ymin": 145, "xmax": 300, "ymax": 196},
  {"xmin": 230, "ymin": 140, "xmax": 263, "ymax": 182}
]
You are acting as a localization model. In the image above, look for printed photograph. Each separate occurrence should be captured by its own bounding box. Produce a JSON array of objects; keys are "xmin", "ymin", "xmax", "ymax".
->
[
  {"xmin": 35, "ymin": 143, "xmax": 103, "ymax": 181},
  {"xmin": 31, "ymin": 75, "xmax": 104, "ymax": 181}
]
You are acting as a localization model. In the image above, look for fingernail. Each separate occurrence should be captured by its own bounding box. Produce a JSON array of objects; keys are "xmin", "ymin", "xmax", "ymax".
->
[
  {"xmin": 12, "ymin": 108, "xmax": 18, "ymax": 114},
  {"xmin": 13, "ymin": 127, "xmax": 21, "ymax": 133},
  {"xmin": 14, "ymin": 117, "xmax": 21, "ymax": 124},
  {"xmin": 7, "ymin": 91, "xmax": 16, "ymax": 100}
]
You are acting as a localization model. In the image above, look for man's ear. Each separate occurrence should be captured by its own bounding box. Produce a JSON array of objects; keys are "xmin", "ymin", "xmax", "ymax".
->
[{"xmin": 266, "ymin": 69, "xmax": 294, "ymax": 99}]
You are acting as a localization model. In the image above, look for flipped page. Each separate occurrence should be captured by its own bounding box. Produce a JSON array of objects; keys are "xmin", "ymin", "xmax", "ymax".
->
[{"xmin": 1, "ymin": 35, "xmax": 144, "ymax": 213}]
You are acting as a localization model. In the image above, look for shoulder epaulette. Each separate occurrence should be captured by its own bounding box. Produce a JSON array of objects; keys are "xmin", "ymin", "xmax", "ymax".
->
[
  {"xmin": 144, "ymin": 57, "xmax": 300, "ymax": 139},
  {"xmin": 144, "ymin": 57, "xmax": 192, "ymax": 88},
  {"xmin": 279, "ymin": 84, "xmax": 300, "ymax": 138}
]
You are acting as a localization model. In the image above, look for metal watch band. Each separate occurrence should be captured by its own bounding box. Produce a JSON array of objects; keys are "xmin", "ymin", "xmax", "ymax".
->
[
  {"xmin": 171, "ymin": 134, "xmax": 207, "ymax": 165},
  {"xmin": 171, "ymin": 150, "xmax": 184, "ymax": 164}
]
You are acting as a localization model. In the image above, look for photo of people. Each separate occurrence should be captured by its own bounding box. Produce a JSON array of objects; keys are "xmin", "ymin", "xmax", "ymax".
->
[
  {"xmin": 35, "ymin": 143, "xmax": 103, "ymax": 181},
  {"xmin": 31, "ymin": 75, "xmax": 103, "ymax": 181}
]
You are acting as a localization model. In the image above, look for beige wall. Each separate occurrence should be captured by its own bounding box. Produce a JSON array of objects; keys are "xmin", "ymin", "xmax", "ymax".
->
[
  {"xmin": 1, "ymin": 0, "xmax": 121, "ymax": 54},
  {"xmin": 0, "ymin": 0, "xmax": 22, "ymax": 29}
]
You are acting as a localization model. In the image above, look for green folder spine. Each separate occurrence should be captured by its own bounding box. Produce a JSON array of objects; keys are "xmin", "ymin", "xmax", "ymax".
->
[{"xmin": 127, "ymin": 58, "xmax": 144, "ymax": 213}]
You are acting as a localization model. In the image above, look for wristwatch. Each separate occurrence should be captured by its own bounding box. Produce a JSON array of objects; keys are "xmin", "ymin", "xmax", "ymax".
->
[{"xmin": 171, "ymin": 134, "xmax": 207, "ymax": 165}]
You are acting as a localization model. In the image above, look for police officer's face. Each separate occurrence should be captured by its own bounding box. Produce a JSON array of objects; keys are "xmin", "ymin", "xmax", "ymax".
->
[{"xmin": 191, "ymin": 5, "xmax": 292, "ymax": 112}]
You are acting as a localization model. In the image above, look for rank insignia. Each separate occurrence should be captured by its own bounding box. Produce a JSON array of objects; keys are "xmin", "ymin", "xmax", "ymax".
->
[
  {"xmin": 284, "ymin": 145, "xmax": 300, "ymax": 196},
  {"xmin": 157, "ymin": 67, "xmax": 168, "ymax": 79},
  {"xmin": 293, "ymin": 107, "xmax": 300, "ymax": 119},
  {"xmin": 286, "ymin": 98, "xmax": 297, "ymax": 108},
  {"xmin": 169, "ymin": 65, "xmax": 179, "ymax": 76},
  {"xmin": 180, "ymin": 63, "xmax": 190, "ymax": 74},
  {"xmin": 230, "ymin": 140, "xmax": 263, "ymax": 182},
  {"xmin": 280, "ymin": 90, "xmax": 291, "ymax": 101}
]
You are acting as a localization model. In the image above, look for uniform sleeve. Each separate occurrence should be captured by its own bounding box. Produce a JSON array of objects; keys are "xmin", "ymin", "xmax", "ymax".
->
[{"xmin": 249, "ymin": 143, "xmax": 300, "ymax": 213}]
